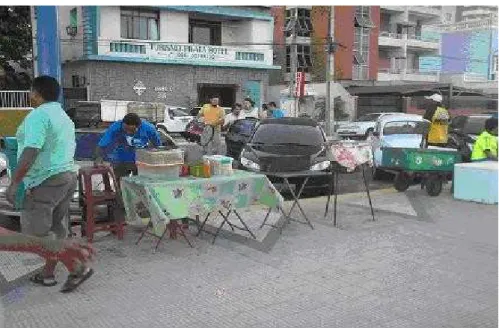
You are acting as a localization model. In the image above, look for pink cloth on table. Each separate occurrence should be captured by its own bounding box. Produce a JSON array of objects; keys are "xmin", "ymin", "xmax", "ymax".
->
[{"xmin": 330, "ymin": 142, "xmax": 373, "ymax": 172}]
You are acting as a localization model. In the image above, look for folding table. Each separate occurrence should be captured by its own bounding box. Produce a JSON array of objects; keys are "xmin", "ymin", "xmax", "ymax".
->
[
  {"xmin": 121, "ymin": 170, "xmax": 283, "ymax": 249},
  {"xmin": 259, "ymin": 170, "xmax": 333, "ymax": 231}
]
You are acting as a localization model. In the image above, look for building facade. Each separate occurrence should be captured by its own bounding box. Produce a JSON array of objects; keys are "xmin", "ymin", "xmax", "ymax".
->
[
  {"xmin": 377, "ymin": 6, "xmax": 442, "ymax": 83},
  {"xmin": 419, "ymin": 16, "xmax": 498, "ymax": 94},
  {"xmin": 58, "ymin": 6, "xmax": 278, "ymax": 108}
]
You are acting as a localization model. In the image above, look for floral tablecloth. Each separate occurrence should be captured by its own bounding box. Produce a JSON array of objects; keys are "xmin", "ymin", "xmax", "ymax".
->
[
  {"xmin": 121, "ymin": 170, "xmax": 284, "ymax": 235},
  {"xmin": 330, "ymin": 141, "xmax": 374, "ymax": 172}
]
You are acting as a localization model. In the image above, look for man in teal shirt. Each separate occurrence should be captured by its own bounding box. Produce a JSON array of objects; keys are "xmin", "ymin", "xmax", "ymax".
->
[{"xmin": 6, "ymin": 76, "xmax": 93, "ymax": 293}]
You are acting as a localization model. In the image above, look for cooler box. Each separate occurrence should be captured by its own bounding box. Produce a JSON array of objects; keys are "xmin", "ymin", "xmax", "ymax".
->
[
  {"xmin": 0, "ymin": 137, "xmax": 25, "ymax": 209},
  {"xmin": 381, "ymin": 147, "xmax": 461, "ymax": 171},
  {"xmin": 454, "ymin": 161, "xmax": 498, "ymax": 205}
]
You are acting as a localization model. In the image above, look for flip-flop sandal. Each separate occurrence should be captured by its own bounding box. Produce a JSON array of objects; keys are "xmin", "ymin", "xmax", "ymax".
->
[
  {"xmin": 30, "ymin": 273, "xmax": 58, "ymax": 287},
  {"xmin": 60, "ymin": 267, "xmax": 94, "ymax": 293}
]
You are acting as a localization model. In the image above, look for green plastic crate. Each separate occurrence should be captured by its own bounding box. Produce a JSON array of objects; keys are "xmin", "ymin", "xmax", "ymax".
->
[{"xmin": 381, "ymin": 147, "xmax": 462, "ymax": 172}]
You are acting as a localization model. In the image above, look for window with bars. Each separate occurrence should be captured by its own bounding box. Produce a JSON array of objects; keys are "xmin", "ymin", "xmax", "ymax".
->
[
  {"xmin": 285, "ymin": 44, "xmax": 312, "ymax": 73},
  {"xmin": 352, "ymin": 7, "xmax": 371, "ymax": 80},
  {"xmin": 354, "ymin": 6, "xmax": 374, "ymax": 28},
  {"xmin": 120, "ymin": 7, "xmax": 160, "ymax": 40},
  {"xmin": 188, "ymin": 19, "xmax": 222, "ymax": 46},
  {"xmin": 285, "ymin": 8, "xmax": 313, "ymax": 37}
]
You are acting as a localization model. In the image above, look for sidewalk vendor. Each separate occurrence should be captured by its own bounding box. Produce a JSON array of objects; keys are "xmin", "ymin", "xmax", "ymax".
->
[
  {"xmin": 95, "ymin": 113, "xmax": 162, "ymax": 184},
  {"xmin": 423, "ymin": 93, "xmax": 450, "ymax": 147},
  {"xmin": 471, "ymin": 117, "xmax": 498, "ymax": 162}
]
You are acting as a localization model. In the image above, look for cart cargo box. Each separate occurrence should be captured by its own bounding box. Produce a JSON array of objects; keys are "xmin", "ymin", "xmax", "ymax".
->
[
  {"xmin": 454, "ymin": 161, "xmax": 498, "ymax": 204},
  {"xmin": 381, "ymin": 147, "xmax": 461, "ymax": 172}
]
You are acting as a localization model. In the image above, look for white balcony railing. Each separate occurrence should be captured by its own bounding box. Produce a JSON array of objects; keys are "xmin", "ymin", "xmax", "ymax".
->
[
  {"xmin": 377, "ymin": 68, "xmax": 440, "ymax": 82},
  {"xmin": 0, "ymin": 91, "xmax": 31, "ymax": 108},
  {"xmin": 96, "ymin": 39, "xmax": 274, "ymax": 67},
  {"xmin": 426, "ymin": 16, "xmax": 497, "ymax": 32},
  {"xmin": 409, "ymin": 6, "xmax": 441, "ymax": 17}
]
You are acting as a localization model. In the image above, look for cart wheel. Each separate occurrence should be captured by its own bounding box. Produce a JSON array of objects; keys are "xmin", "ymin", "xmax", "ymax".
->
[
  {"xmin": 394, "ymin": 173, "xmax": 410, "ymax": 192},
  {"xmin": 425, "ymin": 176, "xmax": 443, "ymax": 196}
]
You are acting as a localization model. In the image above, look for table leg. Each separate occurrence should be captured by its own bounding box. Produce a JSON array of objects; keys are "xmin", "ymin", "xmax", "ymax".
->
[
  {"xmin": 177, "ymin": 224, "xmax": 194, "ymax": 248},
  {"xmin": 333, "ymin": 172, "xmax": 339, "ymax": 227},
  {"xmin": 155, "ymin": 222, "xmax": 170, "ymax": 251},
  {"xmin": 362, "ymin": 165, "xmax": 375, "ymax": 222},
  {"xmin": 324, "ymin": 172, "xmax": 335, "ymax": 219},
  {"xmin": 196, "ymin": 213, "xmax": 211, "ymax": 237},
  {"xmin": 284, "ymin": 177, "xmax": 314, "ymax": 229},
  {"xmin": 212, "ymin": 214, "xmax": 227, "ymax": 244},
  {"xmin": 259, "ymin": 207, "xmax": 273, "ymax": 229},
  {"xmin": 219, "ymin": 211, "xmax": 236, "ymax": 231},
  {"xmin": 136, "ymin": 218, "xmax": 152, "ymax": 245},
  {"xmin": 233, "ymin": 210, "xmax": 256, "ymax": 239}
]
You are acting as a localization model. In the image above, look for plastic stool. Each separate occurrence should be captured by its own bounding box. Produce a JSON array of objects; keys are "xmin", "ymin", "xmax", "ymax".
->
[{"xmin": 78, "ymin": 165, "xmax": 125, "ymax": 242}]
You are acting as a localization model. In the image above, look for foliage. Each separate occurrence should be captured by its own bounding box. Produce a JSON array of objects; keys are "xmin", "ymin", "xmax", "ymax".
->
[{"xmin": 0, "ymin": 6, "xmax": 32, "ymax": 89}]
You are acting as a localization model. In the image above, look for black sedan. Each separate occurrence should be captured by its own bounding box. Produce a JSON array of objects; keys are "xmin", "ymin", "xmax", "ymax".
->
[{"xmin": 239, "ymin": 117, "xmax": 332, "ymax": 192}]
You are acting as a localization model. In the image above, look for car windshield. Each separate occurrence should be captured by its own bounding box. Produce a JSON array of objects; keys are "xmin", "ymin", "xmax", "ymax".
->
[
  {"xmin": 251, "ymin": 124, "xmax": 325, "ymax": 146},
  {"xmin": 462, "ymin": 117, "xmax": 490, "ymax": 135},
  {"xmin": 169, "ymin": 108, "xmax": 190, "ymax": 117},
  {"xmin": 383, "ymin": 121, "xmax": 429, "ymax": 135},
  {"xmin": 229, "ymin": 119, "xmax": 259, "ymax": 136},
  {"xmin": 356, "ymin": 114, "xmax": 381, "ymax": 122}
]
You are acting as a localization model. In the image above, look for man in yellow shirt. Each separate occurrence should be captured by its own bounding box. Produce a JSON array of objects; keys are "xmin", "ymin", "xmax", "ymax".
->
[
  {"xmin": 471, "ymin": 117, "xmax": 498, "ymax": 161},
  {"xmin": 423, "ymin": 93, "xmax": 450, "ymax": 146},
  {"xmin": 198, "ymin": 95, "xmax": 225, "ymax": 155}
]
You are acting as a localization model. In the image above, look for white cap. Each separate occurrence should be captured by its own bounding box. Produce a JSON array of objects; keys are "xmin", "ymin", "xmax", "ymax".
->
[{"xmin": 425, "ymin": 93, "xmax": 443, "ymax": 103}]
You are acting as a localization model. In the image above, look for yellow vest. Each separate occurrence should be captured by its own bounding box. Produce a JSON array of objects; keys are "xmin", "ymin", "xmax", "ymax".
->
[
  {"xmin": 427, "ymin": 106, "xmax": 449, "ymax": 144},
  {"xmin": 471, "ymin": 131, "xmax": 498, "ymax": 161}
]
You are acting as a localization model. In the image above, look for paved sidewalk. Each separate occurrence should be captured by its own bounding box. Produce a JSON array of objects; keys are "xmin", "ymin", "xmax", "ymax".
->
[{"xmin": 1, "ymin": 186, "xmax": 497, "ymax": 328}]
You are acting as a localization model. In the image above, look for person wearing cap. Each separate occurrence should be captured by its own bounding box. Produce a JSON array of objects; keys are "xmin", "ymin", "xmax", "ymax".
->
[
  {"xmin": 471, "ymin": 117, "xmax": 498, "ymax": 162},
  {"xmin": 423, "ymin": 93, "xmax": 450, "ymax": 147}
]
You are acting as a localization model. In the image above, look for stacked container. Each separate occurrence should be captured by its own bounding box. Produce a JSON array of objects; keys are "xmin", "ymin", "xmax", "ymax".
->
[{"xmin": 136, "ymin": 148, "xmax": 184, "ymax": 179}]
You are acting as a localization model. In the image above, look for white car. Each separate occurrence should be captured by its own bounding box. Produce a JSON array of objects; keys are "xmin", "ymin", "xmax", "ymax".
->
[
  {"xmin": 156, "ymin": 107, "xmax": 194, "ymax": 134},
  {"xmin": 336, "ymin": 112, "xmax": 399, "ymax": 139}
]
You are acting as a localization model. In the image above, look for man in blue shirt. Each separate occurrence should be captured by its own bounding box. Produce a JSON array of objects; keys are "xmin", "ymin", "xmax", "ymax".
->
[
  {"xmin": 268, "ymin": 102, "xmax": 285, "ymax": 118},
  {"xmin": 95, "ymin": 113, "xmax": 161, "ymax": 184}
]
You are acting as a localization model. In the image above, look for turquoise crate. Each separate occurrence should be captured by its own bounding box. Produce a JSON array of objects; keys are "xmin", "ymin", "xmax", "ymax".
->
[
  {"xmin": 381, "ymin": 147, "xmax": 461, "ymax": 172},
  {"xmin": 454, "ymin": 162, "xmax": 498, "ymax": 204}
]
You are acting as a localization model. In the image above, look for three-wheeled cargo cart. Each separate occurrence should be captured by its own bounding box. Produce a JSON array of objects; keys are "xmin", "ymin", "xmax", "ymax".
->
[{"xmin": 380, "ymin": 147, "xmax": 462, "ymax": 196}]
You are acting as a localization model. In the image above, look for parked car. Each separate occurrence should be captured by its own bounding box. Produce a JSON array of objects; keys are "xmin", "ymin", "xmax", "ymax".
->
[
  {"xmin": 371, "ymin": 114, "xmax": 430, "ymax": 179},
  {"xmin": 0, "ymin": 153, "xmax": 7, "ymax": 182},
  {"xmin": 225, "ymin": 118, "xmax": 259, "ymax": 160},
  {"xmin": 239, "ymin": 117, "xmax": 332, "ymax": 192},
  {"xmin": 448, "ymin": 114, "xmax": 497, "ymax": 162},
  {"xmin": 337, "ymin": 112, "xmax": 399, "ymax": 139},
  {"xmin": 156, "ymin": 107, "xmax": 194, "ymax": 135}
]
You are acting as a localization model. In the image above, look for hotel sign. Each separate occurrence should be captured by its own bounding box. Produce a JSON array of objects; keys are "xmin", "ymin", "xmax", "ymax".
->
[{"xmin": 151, "ymin": 43, "xmax": 266, "ymax": 64}]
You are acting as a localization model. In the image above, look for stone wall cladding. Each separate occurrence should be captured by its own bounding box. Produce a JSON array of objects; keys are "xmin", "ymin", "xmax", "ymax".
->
[{"xmin": 63, "ymin": 61, "xmax": 270, "ymax": 107}]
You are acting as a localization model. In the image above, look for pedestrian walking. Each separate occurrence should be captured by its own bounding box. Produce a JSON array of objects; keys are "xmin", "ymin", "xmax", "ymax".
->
[
  {"xmin": 243, "ymin": 97, "xmax": 262, "ymax": 119},
  {"xmin": 224, "ymin": 103, "xmax": 246, "ymax": 129},
  {"xmin": 267, "ymin": 101, "xmax": 285, "ymax": 118},
  {"xmin": 6, "ymin": 75, "xmax": 93, "ymax": 292},
  {"xmin": 198, "ymin": 95, "xmax": 225, "ymax": 155}
]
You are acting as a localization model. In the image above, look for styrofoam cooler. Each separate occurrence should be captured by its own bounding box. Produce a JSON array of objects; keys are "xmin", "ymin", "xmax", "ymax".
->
[
  {"xmin": 453, "ymin": 161, "xmax": 498, "ymax": 204},
  {"xmin": 136, "ymin": 162, "xmax": 181, "ymax": 179}
]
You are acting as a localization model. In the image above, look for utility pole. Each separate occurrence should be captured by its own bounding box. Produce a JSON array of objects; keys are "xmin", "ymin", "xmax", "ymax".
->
[
  {"xmin": 289, "ymin": 7, "xmax": 298, "ymax": 117},
  {"xmin": 325, "ymin": 6, "xmax": 333, "ymax": 136}
]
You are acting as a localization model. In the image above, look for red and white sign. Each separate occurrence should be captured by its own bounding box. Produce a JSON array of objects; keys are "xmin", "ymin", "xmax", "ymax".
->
[{"xmin": 294, "ymin": 72, "xmax": 306, "ymax": 98}]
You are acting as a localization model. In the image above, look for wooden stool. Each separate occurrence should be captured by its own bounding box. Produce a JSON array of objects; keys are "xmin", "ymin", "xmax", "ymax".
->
[{"xmin": 78, "ymin": 165, "xmax": 125, "ymax": 242}]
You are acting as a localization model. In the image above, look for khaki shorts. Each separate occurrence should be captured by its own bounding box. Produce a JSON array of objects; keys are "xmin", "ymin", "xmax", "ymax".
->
[{"xmin": 21, "ymin": 171, "xmax": 77, "ymax": 239}]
